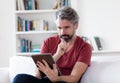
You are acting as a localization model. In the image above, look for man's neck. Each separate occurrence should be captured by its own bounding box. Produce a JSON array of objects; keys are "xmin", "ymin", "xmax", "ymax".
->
[
  {"xmin": 68, "ymin": 35, "xmax": 77, "ymax": 45},
  {"xmin": 64, "ymin": 35, "xmax": 77, "ymax": 53}
]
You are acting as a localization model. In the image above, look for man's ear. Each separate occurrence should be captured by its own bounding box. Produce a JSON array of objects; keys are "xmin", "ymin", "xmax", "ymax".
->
[{"xmin": 74, "ymin": 23, "xmax": 78, "ymax": 29}]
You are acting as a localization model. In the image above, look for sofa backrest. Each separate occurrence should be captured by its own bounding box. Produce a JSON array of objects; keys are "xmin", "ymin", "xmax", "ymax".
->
[{"xmin": 9, "ymin": 55, "xmax": 120, "ymax": 83}]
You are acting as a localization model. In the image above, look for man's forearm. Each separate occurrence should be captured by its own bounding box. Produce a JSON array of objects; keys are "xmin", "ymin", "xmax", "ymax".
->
[
  {"xmin": 53, "ymin": 53, "xmax": 62, "ymax": 62},
  {"xmin": 55, "ymin": 62, "xmax": 88, "ymax": 83},
  {"xmin": 57, "ymin": 75, "xmax": 80, "ymax": 83}
]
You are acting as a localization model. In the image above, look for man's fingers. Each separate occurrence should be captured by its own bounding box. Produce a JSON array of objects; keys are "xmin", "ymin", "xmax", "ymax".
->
[
  {"xmin": 36, "ymin": 61, "xmax": 45, "ymax": 71},
  {"xmin": 53, "ymin": 64, "xmax": 58, "ymax": 74},
  {"xmin": 42, "ymin": 59, "xmax": 49, "ymax": 68}
]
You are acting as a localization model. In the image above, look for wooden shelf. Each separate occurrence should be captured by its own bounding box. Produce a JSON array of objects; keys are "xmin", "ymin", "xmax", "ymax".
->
[
  {"xmin": 15, "ymin": 9, "xmax": 57, "ymax": 14},
  {"xmin": 17, "ymin": 52, "xmax": 40, "ymax": 56},
  {"xmin": 17, "ymin": 50, "xmax": 120, "ymax": 56},
  {"xmin": 16, "ymin": 31, "xmax": 58, "ymax": 35},
  {"xmin": 92, "ymin": 50, "xmax": 120, "ymax": 54}
]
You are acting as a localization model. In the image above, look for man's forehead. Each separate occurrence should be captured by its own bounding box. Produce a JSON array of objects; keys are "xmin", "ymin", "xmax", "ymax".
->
[{"xmin": 55, "ymin": 19, "xmax": 72, "ymax": 26}]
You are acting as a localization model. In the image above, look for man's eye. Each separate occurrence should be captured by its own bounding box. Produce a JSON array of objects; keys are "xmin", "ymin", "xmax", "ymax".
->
[
  {"xmin": 65, "ymin": 26, "xmax": 69, "ymax": 29},
  {"xmin": 58, "ymin": 27, "xmax": 61, "ymax": 29}
]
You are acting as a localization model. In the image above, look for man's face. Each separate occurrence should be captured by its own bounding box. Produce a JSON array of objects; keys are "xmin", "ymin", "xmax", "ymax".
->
[{"xmin": 56, "ymin": 19, "xmax": 77, "ymax": 42}]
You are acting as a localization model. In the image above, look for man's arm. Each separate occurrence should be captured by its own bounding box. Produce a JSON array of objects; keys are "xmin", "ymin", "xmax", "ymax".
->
[
  {"xmin": 36, "ymin": 60, "xmax": 88, "ymax": 83},
  {"xmin": 57, "ymin": 62, "xmax": 88, "ymax": 83}
]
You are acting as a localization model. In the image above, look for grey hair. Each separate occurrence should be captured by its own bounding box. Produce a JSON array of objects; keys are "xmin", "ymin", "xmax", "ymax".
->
[{"xmin": 56, "ymin": 7, "xmax": 79, "ymax": 24}]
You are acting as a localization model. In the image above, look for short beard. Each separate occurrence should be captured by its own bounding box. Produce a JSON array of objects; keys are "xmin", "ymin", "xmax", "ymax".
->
[{"xmin": 60, "ymin": 34, "xmax": 74, "ymax": 42}]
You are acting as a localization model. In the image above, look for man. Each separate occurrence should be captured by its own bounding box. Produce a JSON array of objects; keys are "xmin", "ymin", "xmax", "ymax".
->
[{"xmin": 13, "ymin": 7, "xmax": 92, "ymax": 83}]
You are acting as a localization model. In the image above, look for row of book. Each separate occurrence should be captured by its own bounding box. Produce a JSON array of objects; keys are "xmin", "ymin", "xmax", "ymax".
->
[
  {"xmin": 16, "ymin": 0, "xmax": 39, "ymax": 10},
  {"xmin": 20, "ymin": 38, "xmax": 40, "ymax": 52},
  {"xmin": 53, "ymin": 0, "xmax": 71, "ymax": 9},
  {"xmin": 21, "ymin": 38, "xmax": 32, "ymax": 52},
  {"xmin": 16, "ymin": 0, "xmax": 71, "ymax": 10},
  {"xmin": 81, "ymin": 36, "xmax": 103, "ymax": 51},
  {"xmin": 20, "ymin": 36, "xmax": 102, "ymax": 53},
  {"xmin": 18, "ymin": 17, "xmax": 48, "ymax": 32}
]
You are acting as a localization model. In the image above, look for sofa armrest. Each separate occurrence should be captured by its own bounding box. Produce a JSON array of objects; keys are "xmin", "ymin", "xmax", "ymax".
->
[{"xmin": 0, "ymin": 67, "xmax": 9, "ymax": 83}]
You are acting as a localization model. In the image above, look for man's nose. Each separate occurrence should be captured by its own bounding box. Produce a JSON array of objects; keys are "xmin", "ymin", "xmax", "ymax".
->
[{"xmin": 61, "ymin": 29, "xmax": 66, "ymax": 34}]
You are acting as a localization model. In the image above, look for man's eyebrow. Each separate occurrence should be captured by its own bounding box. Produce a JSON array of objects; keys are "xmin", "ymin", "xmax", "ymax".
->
[
  {"xmin": 57, "ymin": 25, "xmax": 70, "ymax": 29},
  {"xmin": 58, "ymin": 27, "xmax": 61, "ymax": 29},
  {"xmin": 64, "ymin": 26, "xmax": 70, "ymax": 28}
]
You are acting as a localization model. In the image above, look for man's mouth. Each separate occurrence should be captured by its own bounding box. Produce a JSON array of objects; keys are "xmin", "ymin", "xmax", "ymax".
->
[{"xmin": 60, "ymin": 34, "xmax": 71, "ymax": 42}]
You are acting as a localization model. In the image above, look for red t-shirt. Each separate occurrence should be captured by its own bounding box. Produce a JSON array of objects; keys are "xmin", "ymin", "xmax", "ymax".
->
[{"xmin": 40, "ymin": 35, "xmax": 92, "ymax": 75}]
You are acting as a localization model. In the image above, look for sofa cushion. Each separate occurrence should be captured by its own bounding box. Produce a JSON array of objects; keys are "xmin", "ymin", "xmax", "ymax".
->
[{"xmin": 9, "ymin": 56, "xmax": 37, "ymax": 83}]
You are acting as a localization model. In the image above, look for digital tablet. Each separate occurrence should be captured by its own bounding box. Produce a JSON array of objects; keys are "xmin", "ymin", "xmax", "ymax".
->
[
  {"xmin": 31, "ymin": 53, "xmax": 61, "ymax": 77},
  {"xmin": 31, "ymin": 53, "xmax": 55, "ymax": 69}
]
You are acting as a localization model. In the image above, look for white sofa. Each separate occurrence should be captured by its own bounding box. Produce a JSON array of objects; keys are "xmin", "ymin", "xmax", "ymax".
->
[{"xmin": 1, "ymin": 54, "xmax": 120, "ymax": 83}]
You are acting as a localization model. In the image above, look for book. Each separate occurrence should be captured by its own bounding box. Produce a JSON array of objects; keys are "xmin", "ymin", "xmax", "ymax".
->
[
  {"xmin": 21, "ymin": 38, "xmax": 26, "ymax": 52},
  {"xmin": 94, "ymin": 36, "xmax": 103, "ymax": 50},
  {"xmin": 27, "ymin": 0, "xmax": 32, "ymax": 10},
  {"xmin": 81, "ymin": 36, "xmax": 94, "ymax": 50},
  {"xmin": 20, "ymin": 39, "xmax": 32, "ymax": 52},
  {"xmin": 34, "ymin": 0, "xmax": 39, "ymax": 10},
  {"xmin": 16, "ymin": 0, "xmax": 21, "ymax": 10}
]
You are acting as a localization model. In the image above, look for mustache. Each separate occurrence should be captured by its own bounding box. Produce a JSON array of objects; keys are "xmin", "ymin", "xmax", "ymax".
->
[
  {"xmin": 60, "ymin": 34, "xmax": 72, "ymax": 42},
  {"xmin": 60, "ymin": 34, "xmax": 70, "ymax": 38}
]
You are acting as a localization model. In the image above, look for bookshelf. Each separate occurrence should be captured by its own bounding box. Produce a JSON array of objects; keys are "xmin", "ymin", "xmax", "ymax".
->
[{"xmin": 15, "ymin": 0, "xmax": 71, "ymax": 56}]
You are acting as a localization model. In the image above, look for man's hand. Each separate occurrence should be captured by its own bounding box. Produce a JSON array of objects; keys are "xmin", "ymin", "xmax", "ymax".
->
[
  {"xmin": 36, "ymin": 59, "xmax": 59, "ymax": 82},
  {"xmin": 53, "ymin": 40, "xmax": 69, "ymax": 62},
  {"xmin": 56, "ymin": 41, "xmax": 68, "ymax": 56}
]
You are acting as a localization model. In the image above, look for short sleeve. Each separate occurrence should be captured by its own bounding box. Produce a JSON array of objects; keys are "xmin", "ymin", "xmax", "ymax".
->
[
  {"xmin": 40, "ymin": 38, "xmax": 50, "ymax": 54},
  {"xmin": 77, "ymin": 43, "xmax": 92, "ymax": 66}
]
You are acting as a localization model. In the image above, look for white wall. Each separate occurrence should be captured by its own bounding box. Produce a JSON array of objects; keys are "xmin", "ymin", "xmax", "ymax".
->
[
  {"xmin": 76, "ymin": 0, "xmax": 120, "ymax": 50},
  {"xmin": 0, "ymin": 1, "xmax": 15, "ymax": 67}
]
